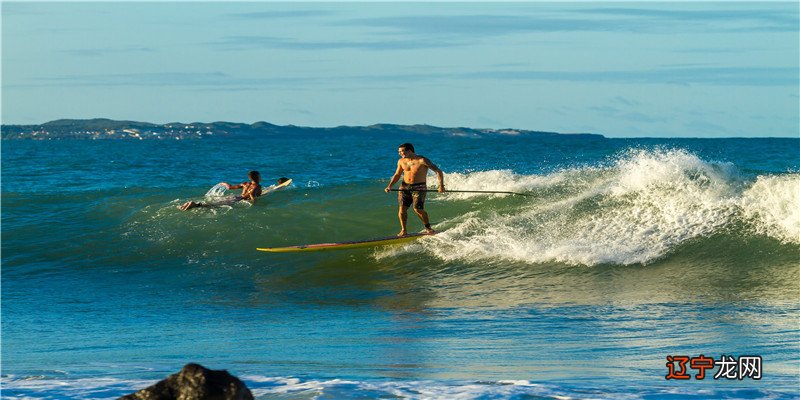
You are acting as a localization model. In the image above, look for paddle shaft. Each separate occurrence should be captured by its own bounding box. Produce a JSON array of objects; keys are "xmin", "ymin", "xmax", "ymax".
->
[{"xmin": 389, "ymin": 188, "xmax": 533, "ymax": 197}]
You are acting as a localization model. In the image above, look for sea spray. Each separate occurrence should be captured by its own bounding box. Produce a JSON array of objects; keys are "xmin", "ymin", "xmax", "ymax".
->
[
  {"xmin": 402, "ymin": 149, "xmax": 797, "ymax": 266},
  {"xmin": 740, "ymin": 174, "xmax": 800, "ymax": 244},
  {"xmin": 204, "ymin": 183, "xmax": 229, "ymax": 198}
]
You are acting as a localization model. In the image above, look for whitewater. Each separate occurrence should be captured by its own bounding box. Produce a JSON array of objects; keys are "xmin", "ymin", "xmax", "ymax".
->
[{"xmin": 399, "ymin": 149, "xmax": 800, "ymax": 266}]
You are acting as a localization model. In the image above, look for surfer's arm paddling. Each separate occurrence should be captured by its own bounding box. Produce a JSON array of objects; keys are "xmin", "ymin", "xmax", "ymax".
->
[{"xmin": 180, "ymin": 170, "xmax": 264, "ymax": 211}]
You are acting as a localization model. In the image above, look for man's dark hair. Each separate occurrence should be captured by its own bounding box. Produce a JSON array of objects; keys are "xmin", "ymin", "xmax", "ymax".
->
[
  {"xmin": 248, "ymin": 170, "xmax": 261, "ymax": 182},
  {"xmin": 399, "ymin": 143, "xmax": 415, "ymax": 152},
  {"xmin": 277, "ymin": 177, "xmax": 290, "ymax": 184}
]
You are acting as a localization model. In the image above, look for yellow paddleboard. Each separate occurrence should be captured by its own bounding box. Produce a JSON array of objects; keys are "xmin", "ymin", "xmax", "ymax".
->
[{"xmin": 257, "ymin": 232, "xmax": 434, "ymax": 253}]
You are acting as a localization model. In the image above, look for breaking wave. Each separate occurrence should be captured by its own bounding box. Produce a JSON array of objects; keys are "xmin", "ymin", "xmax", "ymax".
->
[{"xmin": 402, "ymin": 149, "xmax": 798, "ymax": 266}]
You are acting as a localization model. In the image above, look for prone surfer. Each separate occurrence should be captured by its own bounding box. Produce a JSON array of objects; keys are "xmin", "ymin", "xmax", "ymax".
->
[
  {"xmin": 180, "ymin": 171, "xmax": 280, "ymax": 211},
  {"xmin": 385, "ymin": 143, "xmax": 445, "ymax": 236}
]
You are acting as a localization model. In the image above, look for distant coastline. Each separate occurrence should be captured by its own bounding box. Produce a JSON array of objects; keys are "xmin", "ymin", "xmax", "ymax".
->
[{"xmin": 0, "ymin": 118, "xmax": 603, "ymax": 140}]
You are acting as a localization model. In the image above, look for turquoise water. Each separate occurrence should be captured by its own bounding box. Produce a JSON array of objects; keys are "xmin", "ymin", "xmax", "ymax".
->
[{"xmin": 2, "ymin": 133, "xmax": 799, "ymax": 399}]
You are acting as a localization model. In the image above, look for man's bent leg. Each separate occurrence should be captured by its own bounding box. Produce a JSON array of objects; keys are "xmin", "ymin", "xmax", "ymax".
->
[{"xmin": 413, "ymin": 208, "xmax": 435, "ymax": 233}]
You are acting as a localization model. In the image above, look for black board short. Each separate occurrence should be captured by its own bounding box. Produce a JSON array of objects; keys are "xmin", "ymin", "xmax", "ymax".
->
[{"xmin": 398, "ymin": 182, "xmax": 427, "ymax": 209}]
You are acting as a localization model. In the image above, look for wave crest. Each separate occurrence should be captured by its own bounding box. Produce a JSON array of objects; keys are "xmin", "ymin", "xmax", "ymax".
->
[
  {"xmin": 741, "ymin": 174, "xmax": 800, "ymax": 244},
  {"xmin": 423, "ymin": 149, "xmax": 798, "ymax": 266}
]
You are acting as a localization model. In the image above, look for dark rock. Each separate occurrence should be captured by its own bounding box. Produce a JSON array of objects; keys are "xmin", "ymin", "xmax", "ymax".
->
[{"xmin": 120, "ymin": 363, "xmax": 254, "ymax": 400}]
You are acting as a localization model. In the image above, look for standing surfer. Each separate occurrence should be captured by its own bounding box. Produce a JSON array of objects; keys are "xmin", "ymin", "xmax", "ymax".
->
[{"xmin": 385, "ymin": 143, "xmax": 445, "ymax": 236}]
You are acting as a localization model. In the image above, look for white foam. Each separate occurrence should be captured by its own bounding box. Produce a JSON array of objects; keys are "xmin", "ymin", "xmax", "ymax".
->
[
  {"xmin": 242, "ymin": 377, "xmax": 566, "ymax": 399},
  {"xmin": 740, "ymin": 174, "xmax": 800, "ymax": 244},
  {"xmin": 410, "ymin": 149, "xmax": 795, "ymax": 266},
  {"xmin": 0, "ymin": 374, "xmax": 765, "ymax": 400},
  {"xmin": 0, "ymin": 375, "xmax": 567, "ymax": 400},
  {"xmin": 0, "ymin": 376, "xmax": 158, "ymax": 400}
]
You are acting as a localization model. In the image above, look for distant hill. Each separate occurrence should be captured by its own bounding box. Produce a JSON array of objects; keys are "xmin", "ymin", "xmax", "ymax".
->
[{"xmin": 1, "ymin": 118, "xmax": 604, "ymax": 140}]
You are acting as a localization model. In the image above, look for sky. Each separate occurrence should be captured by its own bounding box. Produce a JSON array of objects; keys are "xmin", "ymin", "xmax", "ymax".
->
[{"xmin": 1, "ymin": 1, "xmax": 798, "ymax": 137}]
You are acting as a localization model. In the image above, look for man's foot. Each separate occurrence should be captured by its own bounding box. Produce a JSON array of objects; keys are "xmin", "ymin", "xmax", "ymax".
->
[
  {"xmin": 397, "ymin": 230, "xmax": 407, "ymax": 237},
  {"xmin": 424, "ymin": 228, "xmax": 436, "ymax": 235},
  {"xmin": 179, "ymin": 201, "xmax": 194, "ymax": 211}
]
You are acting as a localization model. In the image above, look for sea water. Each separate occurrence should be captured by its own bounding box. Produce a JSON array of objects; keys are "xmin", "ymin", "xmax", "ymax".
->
[{"xmin": 1, "ymin": 132, "xmax": 798, "ymax": 399}]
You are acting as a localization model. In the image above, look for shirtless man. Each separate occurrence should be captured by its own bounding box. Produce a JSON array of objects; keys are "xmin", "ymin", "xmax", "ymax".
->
[
  {"xmin": 179, "ymin": 170, "xmax": 263, "ymax": 211},
  {"xmin": 384, "ymin": 143, "xmax": 445, "ymax": 236}
]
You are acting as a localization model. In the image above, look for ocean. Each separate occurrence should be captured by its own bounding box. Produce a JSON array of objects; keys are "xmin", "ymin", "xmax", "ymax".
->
[{"xmin": 1, "ymin": 132, "xmax": 798, "ymax": 399}]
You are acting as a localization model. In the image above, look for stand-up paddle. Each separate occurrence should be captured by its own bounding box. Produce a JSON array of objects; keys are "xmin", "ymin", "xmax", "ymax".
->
[{"xmin": 389, "ymin": 188, "xmax": 533, "ymax": 197}]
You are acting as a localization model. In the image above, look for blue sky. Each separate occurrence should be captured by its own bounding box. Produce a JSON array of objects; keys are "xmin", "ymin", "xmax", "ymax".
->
[{"xmin": 2, "ymin": 2, "xmax": 798, "ymax": 137}]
